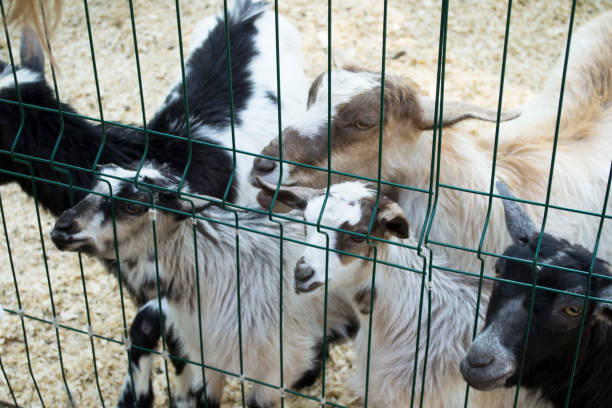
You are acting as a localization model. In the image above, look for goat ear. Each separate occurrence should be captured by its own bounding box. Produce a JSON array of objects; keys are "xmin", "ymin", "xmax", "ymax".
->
[
  {"xmin": 417, "ymin": 95, "xmax": 520, "ymax": 130},
  {"xmin": 20, "ymin": 27, "xmax": 45, "ymax": 74},
  {"xmin": 158, "ymin": 192, "xmax": 214, "ymax": 216},
  {"xmin": 332, "ymin": 49, "xmax": 351, "ymax": 70},
  {"xmin": 256, "ymin": 177, "xmax": 316, "ymax": 210},
  {"xmin": 496, "ymin": 181, "xmax": 537, "ymax": 244},
  {"xmin": 96, "ymin": 163, "xmax": 119, "ymax": 172},
  {"xmin": 377, "ymin": 200, "xmax": 409, "ymax": 238}
]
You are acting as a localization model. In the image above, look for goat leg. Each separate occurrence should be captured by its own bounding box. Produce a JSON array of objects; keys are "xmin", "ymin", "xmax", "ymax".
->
[{"xmin": 116, "ymin": 299, "xmax": 193, "ymax": 408}]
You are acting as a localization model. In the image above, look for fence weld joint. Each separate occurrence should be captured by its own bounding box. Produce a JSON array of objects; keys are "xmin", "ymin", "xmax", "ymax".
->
[{"xmin": 123, "ymin": 336, "xmax": 132, "ymax": 352}]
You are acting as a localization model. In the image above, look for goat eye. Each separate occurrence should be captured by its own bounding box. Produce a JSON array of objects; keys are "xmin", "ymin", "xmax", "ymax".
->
[
  {"xmin": 563, "ymin": 305, "xmax": 582, "ymax": 317},
  {"xmin": 354, "ymin": 120, "xmax": 373, "ymax": 130},
  {"xmin": 350, "ymin": 234, "xmax": 366, "ymax": 243},
  {"xmin": 123, "ymin": 202, "xmax": 142, "ymax": 215}
]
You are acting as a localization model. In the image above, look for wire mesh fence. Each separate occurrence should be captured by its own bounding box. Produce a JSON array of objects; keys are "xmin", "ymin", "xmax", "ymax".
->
[{"xmin": 0, "ymin": 0, "xmax": 611, "ymax": 407}]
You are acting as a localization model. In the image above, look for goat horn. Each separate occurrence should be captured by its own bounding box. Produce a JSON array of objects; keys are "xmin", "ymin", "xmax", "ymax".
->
[{"xmin": 496, "ymin": 180, "xmax": 537, "ymax": 243}]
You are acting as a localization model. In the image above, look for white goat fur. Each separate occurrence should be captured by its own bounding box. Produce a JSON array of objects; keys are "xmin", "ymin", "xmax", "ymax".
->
[
  {"xmin": 412, "ymin": 12, "xmax": 610, "ymax": 271},
  {"xmin": 387, "ymin": 12, "xmax": 611, "ymax": 273}
]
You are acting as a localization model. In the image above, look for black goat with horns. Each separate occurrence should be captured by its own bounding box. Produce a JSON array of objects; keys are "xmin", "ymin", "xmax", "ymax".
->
[{"xmin": 461, "ymin": 181, "xmax": 612, "ymax": 407}]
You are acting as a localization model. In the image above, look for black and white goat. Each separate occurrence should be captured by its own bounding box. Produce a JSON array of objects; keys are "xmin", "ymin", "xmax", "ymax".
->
[
  {"xmin": 50, "ymin": 162, "xmax": 353, "ymax": 408},
  {"xmin": 260, "ymin": 180, "xmax": 548, "ymax": 407},
  {"xmin": 461, "ymin": 182, "xmax": 612, "ymax": 407}
]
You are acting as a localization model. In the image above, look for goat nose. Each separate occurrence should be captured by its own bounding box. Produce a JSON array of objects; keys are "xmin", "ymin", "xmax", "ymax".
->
[
  {"xmin": 294, "ymin": 260, "xmax": 315, "ymax": 282},
  {"xmin": 53, "ymin": 217, "xmax": 79, "ymax": 235},
  {"xmin": 466, "ymin": 347, "xmax": 495, "ymax": 368},
  {"xmin": 253, "ymin": 157, "xmax": 277, "ymax": 174},
  {"xmin": 50, "ymin": 226, "xmax": 74, "ymax": 250}
]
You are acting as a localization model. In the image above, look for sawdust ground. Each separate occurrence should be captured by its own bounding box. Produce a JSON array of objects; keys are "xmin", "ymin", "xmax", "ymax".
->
[{"xmin": 1, "ymin": 0, "xmax": 611, "ymax": 406}]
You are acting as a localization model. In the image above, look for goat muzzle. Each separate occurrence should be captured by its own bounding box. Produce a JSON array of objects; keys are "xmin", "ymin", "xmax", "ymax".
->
[
  {"xmin": 460, "ymin": 341, "xmax": 515, "ymax": 390},
  {"xmin": 294, "ymin": 258, "xmax": 323, "ymax": 294}
]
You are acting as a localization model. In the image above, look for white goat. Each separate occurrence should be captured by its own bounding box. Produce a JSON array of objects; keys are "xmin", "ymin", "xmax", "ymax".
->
[
  {"xmin": 50, "ymin": 162, "xmax": 355, "ymax": 408},
  {"xmin": 261, "ymin": 180, "xmax": 551, "ymax": 407}
]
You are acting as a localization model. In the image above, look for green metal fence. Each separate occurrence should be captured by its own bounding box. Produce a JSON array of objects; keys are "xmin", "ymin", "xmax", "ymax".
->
[{"xmin": 0, "ymin": 0, "xmax": 611, "ymax": 407}]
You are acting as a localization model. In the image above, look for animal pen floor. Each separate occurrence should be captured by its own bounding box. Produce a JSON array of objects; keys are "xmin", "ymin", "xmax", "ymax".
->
[{"xmin": 0, "ymin": 0, "xmax": 610, "ymax": 406}]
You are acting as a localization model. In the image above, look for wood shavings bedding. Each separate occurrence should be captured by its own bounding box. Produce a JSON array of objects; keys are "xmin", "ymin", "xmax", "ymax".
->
[{"xmin": 1, "ymin": 0, "xmax": 610, "ymax": 406}]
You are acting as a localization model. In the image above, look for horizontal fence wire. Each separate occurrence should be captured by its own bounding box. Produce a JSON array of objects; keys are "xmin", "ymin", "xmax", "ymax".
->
[{"xmin": 0, "ymin": 0, "xmax": 610, "ymax": 407}]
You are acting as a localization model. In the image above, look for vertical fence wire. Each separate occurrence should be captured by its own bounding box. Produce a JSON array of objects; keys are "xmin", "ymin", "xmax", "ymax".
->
[
  {"xmin": 512, "ymin": 0, "xmax": 577, "ymax": 405},
  {"xmin": 0, "ymin": 1, "xmax": 47, "ymax": 406},
  {"xmin": 96, "ymin": 176, "xmax": 138, "ymax": 405},
  {"xmin": 81, "ymin": 0, "xmax": 107, "ymax": 170},
  {"xmin": 416, "ymin": 0, "xmax": 449, "ymax": 406},
  {"xmin": 190, "ymin": 219, "xmax": 211, "ymax": 407},
  {"xmin": 313, "ymin": 0, "xmax": 335, "ymax": 404},
  {"xmin": 271, "ymin": 0, "xmax": 286, "ymax": 404},
  {"xmin": 563, "ymin": 164, "xmax": 611, "ymax": 407},
  {"xmin": 219, "ymin": 1, "xmax": 247, "ymax": 405},
  {"xmin": 0, "ymin": 353, "xmax": 17, "ymax": 406},
  {"xmin": 408, "ymin": 0, "xmax": 449, "ymax": 405},
  {"xmin": 170, "ymin": 0, "xmax": 214, "ymax": 405},
  {"xmin": 0, "ymin": 192, "xmax": 45, "ymax": 407},
  {"xmin": 149, "ymin": 208, "xmax": 174, "ymax": 404},
  {"xmin": 465, "ymin": 0, "xmax": 513, "ymax": 405},
  {"xmin": 77, "ymin": 0, "xmax": 117, "ymax": 404},
  {"xmin": 123, "ymin": 0, "xmax": 177, "ymax": 403},
  {"xmin": 362, "ymin": 0, "xmax": 389, "ymax": 406}
]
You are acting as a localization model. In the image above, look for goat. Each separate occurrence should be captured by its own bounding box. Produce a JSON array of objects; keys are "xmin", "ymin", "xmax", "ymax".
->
[
  {"xmin": 50, "ymin": 161, "xmax": 354, "ymax": 408},
  {"xmin": 251, "ymin": 11, "xmax": 612, "ymax": 275},
  {"xmin": 259, "ymin": 179, "xmax": 550, "ymax": 407},
  {"xmin": 461, "ymin": 181, "xmax": 612, "ymax": 407}
]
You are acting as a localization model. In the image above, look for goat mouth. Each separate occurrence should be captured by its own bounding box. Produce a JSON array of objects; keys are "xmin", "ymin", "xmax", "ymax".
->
[
  {"xmin": 255, "ymin": 190, "xmax": 296, "ymax": 212},
  {"xmin": 250, "ymin": 171, "xmax": 297, "ymax": 190},
  {"xmin": 53, "ymin": 237, "xmax": 94, "ymax": 252},
  {"xmin": 295, "ymin": 280, "xmax": 323, "ymax": 294},
  {"xmin": 460, "ymin": 360, "xmax": 515, "ymax": 391}
]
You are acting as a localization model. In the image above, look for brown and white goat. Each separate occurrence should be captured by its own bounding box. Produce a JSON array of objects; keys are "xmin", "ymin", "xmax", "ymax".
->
[
  {"xmin": 251, "ymin": 12, "xmax": 612, "ymax": 276},
  {"xmin": 260, "ymin": 180, "xmax": 549, "ymax": 407}
]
